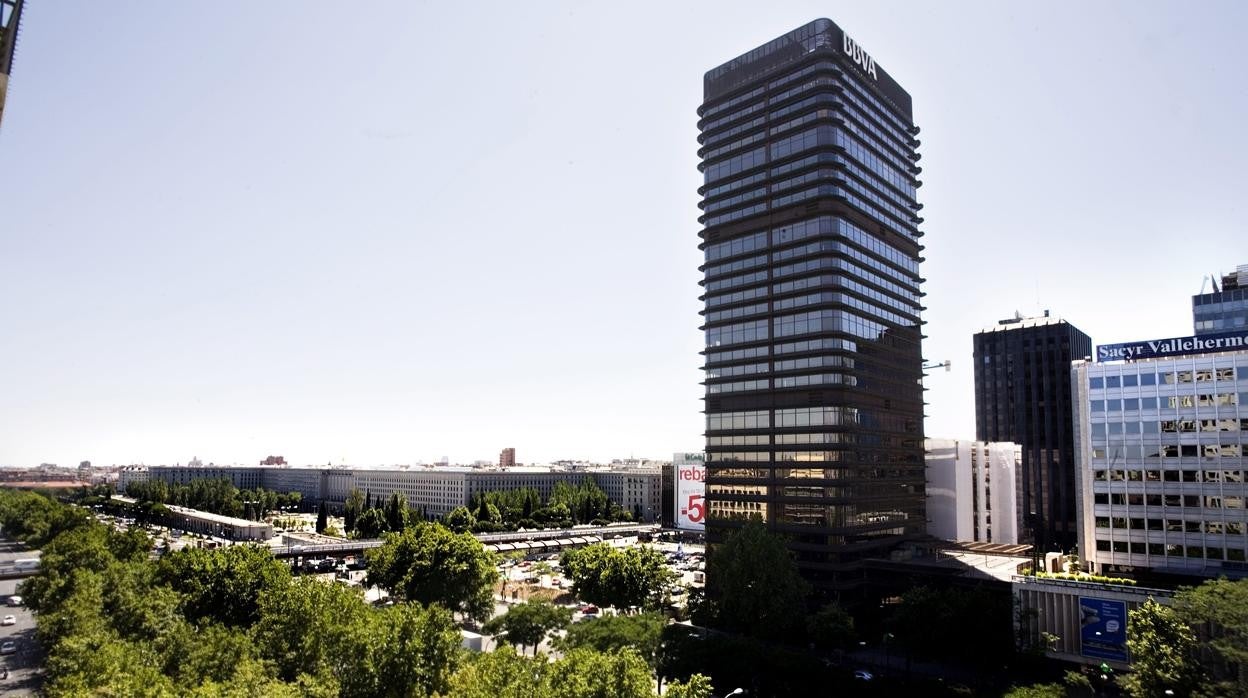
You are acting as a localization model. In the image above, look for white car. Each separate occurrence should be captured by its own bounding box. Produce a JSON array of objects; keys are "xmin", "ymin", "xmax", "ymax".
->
[{"xmin": 0, "ymin": 616, "xmax": 14, "ymax": 626}]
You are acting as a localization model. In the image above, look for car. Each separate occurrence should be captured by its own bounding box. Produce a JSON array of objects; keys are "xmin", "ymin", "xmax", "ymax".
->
[
  {"xmin": 578, "ymin": 604, "xmax": 599, "ymax": 614},
  {"xmin": 853, "ymin": 669, "xmax": 874, "ymax": 681},
  {"xmin": 1, "ymin": 616, "xmax": 13, "ymax": 626},
  {"xmin": 6, "ymin": 597, "xmax": 20, "ymax": 608},
  {"xmin": 0, "ymin": 642, "xmax": 15, "ymax": 655}
]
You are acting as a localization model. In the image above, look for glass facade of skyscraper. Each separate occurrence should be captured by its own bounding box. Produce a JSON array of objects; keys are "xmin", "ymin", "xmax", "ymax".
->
[
  {"xmin": 973, "ymin": 315, "xmax": 1093, "ymax": 551},
  {"xmin": 1193, "ymin": 265, "xmax": 1248, "ymax": 336},
  {"xmin": 698, "ymin": 19, "xmax": 926, "ymax": 589}
]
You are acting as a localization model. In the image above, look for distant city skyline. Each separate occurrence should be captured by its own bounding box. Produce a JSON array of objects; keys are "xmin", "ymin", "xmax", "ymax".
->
[{"xmin": 2, "ymin": 2, "xmax": 1246, "ymax": 467}]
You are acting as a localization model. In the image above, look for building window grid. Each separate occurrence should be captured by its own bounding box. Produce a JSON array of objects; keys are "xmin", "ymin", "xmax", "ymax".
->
[{"xmin": 1088, "ymin": 359, "xmax": 1248, "ymax": 566}]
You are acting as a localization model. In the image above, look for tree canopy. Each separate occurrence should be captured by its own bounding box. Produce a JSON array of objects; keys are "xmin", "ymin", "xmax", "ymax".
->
[
  {"xmin": 559, "ymin": 611, "xmax": 666, "ymax": 671},
  {"xmin": 1120, "ymin": 597, "xmax": 1202, "ymax": 698},
  {"xmin": 10, "ymin": 488, "xmax": 720, "ymax": 697},
  {"xmin": 364, "ymin": 522, "xmax": 499, "ymax": 622},
  {"xmin": 484, "ymin": 600, "xmax": 571, "ymax": 655},
  {"xmin": 700, "ymin": 518, "xmax": 808, "ymax": 640},
  {"xmin": 124, "ymin": 478, "xmax": 302, "ymax": 519},
  {"xmin": 156, "ymin": 544, "xmax": 291, "ymax": 627},
  {"xmin": 561, "ymin": 543, "xmax": 672, "ymax": 611}
]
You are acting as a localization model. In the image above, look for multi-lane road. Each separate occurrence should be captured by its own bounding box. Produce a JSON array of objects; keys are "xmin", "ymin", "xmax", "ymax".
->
[{"xmin": 0, "ymin": 540, "xmax": 39, "ymax": 696}]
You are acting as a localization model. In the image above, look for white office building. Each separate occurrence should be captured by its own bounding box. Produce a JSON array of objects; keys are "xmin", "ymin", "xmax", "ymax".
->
[
  {"xmin": 123, "ymin": 464, "xmax": 664, "ymax": 522},
  {"xmin": 926, "ymin": 438, "xmax": 1021, "ymax": 544},
  {"xmin": 1074, "ymin": 331, "xmax": 1248, "ymax": 579}
]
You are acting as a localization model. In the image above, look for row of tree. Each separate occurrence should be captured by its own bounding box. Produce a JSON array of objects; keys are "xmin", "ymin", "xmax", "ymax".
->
[
  {"xmin": 452, "ymin": 478, "xmax": 635, "ymax": 533},
  {"xmin": 125, "ymin": 478, "xmax": 303, "ymax": 520},
  {"xmin": 341, "ymin": 489, "xmax": 413, "ymax": 537},
  {"xmin": 338, "ymin": 477, "xmax": 637, "ymax": 539}
]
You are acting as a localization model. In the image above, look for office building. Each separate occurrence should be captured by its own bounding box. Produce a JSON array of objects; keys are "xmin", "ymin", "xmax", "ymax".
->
[
  {"xmin": 499, "ymin": 448, "xmax": 516, "ymax": 468},
  {"xmin": 974, "ymin": 313, "xmax": 1091, "ymax": 551},
  {"xmin": 698, "ymin": 19, "xmax": 926, "ymax": 589},
  {"xmin": 926, "ymin": 438, "xmax": 1022, "ymax": 544},
  {"xmin": 1194, "ymin": 264, "xmax": 1248, "ymax": 335},
  {"xmin": 1074, "ymin": 330, "xmax": 1248, "ymax": 580}
]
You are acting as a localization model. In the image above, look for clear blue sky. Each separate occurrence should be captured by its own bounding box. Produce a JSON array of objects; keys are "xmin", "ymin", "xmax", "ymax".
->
[{"xmin": 2, "ymin": 1, "xmax": 1245, "ymax": 467}]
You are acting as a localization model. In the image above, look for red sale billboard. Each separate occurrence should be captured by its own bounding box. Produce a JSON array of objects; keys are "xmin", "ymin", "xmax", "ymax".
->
[{"xmin": 674, "ymin": 452, "xmax": 706, "ymax": 531}]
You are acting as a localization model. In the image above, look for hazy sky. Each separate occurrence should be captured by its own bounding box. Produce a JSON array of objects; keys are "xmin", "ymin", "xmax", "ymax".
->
[{"xmin": 2, "ymin": 2, "xmax": 1245, "ymax": 467}]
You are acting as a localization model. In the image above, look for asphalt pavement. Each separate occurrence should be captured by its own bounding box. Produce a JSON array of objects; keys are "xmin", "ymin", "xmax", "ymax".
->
[{"xmin": 0, "ymin": 540, "xmax": 42, "ymax": 696}]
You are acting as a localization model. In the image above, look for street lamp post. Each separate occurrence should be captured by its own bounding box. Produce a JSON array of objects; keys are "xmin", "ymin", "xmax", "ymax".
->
[{"xmin": 883, "ymin": 632, "xmax": 894, "ymax": 679}]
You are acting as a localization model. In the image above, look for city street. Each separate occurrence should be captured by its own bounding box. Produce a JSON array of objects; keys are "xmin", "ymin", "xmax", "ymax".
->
[{"xmin": 0, "ymin": 540, "xmax": 42, "ymax": 696}]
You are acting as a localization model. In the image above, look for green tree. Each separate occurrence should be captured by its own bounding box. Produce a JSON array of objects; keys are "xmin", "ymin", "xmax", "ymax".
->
[
  {"xmin": 343, "ymin": 488, "xmax": 365, "ymax": 534},
  {"xmin": 1120, "ymin": 597, "xmax": 1203, "ymax": 698},
  {"xmin": 43, "ymin": 628, "xmax": 178, "ymax": 697},
  {"xmin": 252, "ymin": 578, "xmax": 369, "ymax": 682},
  {"xmin": 100, "ymin": 562, "xmax": 181, "ymax": 643},
  {"xmin": 315, "ymin": 500, "xmax": 328, "ymax": 534},
  {"xmin": 561, "ymin": 543, "xmax": 672, "ymax": 611},
  {"xmin": 445, "ymin": 505, "xmax": 475, "ymax": 532},
  {"xmin": 522, "ymin": 490, "xmax": 536, "ymax": 520},
  {"xmin": 339, "ymin": 603, "xmax": 462, "ymax": 698},
  {"xmin": 545, "ymin": 647, "xmax": 655, "ymax": 698},
  {"xmin": 385, "ymin": 492, "xmax": 408, "ymax": 532},
  {"xmin": 485, "ymin": 600, "xmax": 573, "ymax": 655},
  {"xmin": 21, "ymin": 522, "xmax": 130, "ymax": 613},
  {"xmin": 186, "ymin": 656, "xmax": 333, "ymax": 698},
  {"xmin": 446, "ymin": 648, "xmax": 548, "ymax": 698},
  {"xmin": 157, "ymin": 544, "xmax": 291, "ymax": 628},
  {"xmin": 355, "ymin": 507, "xmax": 387, "ymax": 538},
  {"xmin": 161, "ymin": 621, "xmax": 259, "ymax": 687},
  {"xmin": 1173, "ymin": 578, "xmax": 1248, "ymax": 694},
  {"xmin": 807, "ymin": 601, "xmax": 855, "ymax": 651},
  {"xmin": 702, "ymin": 519, "xmax": 809, "ymax": 640},
  {"xmin": 1002, "ymin": 684, "xmax": 1067, "ymax": 698},
  {"xmin": 888, "ymin": 584, "xmax": 1013, "ymax": 666},
  {"xmin": 665, "ymin": 674, "xmax": 715, "ymax": 698},
  {"xmin": 558, "ymin": 612, "xmax": 666, "ymax": 669},
  {"xmin": 364, "ymin": 522, "xmax": 499, "ymax": 622}
]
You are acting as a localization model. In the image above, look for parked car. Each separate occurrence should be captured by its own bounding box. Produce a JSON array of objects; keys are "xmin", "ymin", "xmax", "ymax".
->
[
  {"xmin": 578, "ymin": 605, "xmax": 599, "ymax": 614},
  {"xmin": 0, "ymin": 642, "xmax": 15, "ymax": 655},
  {"xmin": 1, "ymin": 616, "xmax": 14, "ymax": 626},
  {"xmin": 6, "ymin": 597, "xmax": 20, "ymax": 608},
  {"xmin": 853, "ymin": 669, "xmax": 874, "ymax": 681}
]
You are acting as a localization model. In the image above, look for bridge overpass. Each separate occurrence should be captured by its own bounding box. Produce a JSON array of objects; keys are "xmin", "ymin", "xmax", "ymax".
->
[{"xmin": 271, "ymin": 523, "xmax": 660, "ymax": 560}]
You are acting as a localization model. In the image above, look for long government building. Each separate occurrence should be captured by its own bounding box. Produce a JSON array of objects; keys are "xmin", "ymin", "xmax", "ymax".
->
[{"xmin": 118, "ymin": 464, "xmax": 664, "ymax": 523}]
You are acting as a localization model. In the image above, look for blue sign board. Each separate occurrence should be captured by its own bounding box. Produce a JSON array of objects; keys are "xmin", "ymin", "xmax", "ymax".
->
[
  {"xmin": 1080, "ymin": 597, "xmax": 1128, "ymax": 662},
  {"xmin": 1097, "ymin": 329, "xmax": 1248, "ymax": 362}
]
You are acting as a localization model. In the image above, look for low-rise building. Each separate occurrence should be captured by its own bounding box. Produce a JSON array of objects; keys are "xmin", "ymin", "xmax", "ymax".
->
[{"xmin": 926, "ymin": 438, "xmax": 1021, "ymax": 544}]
